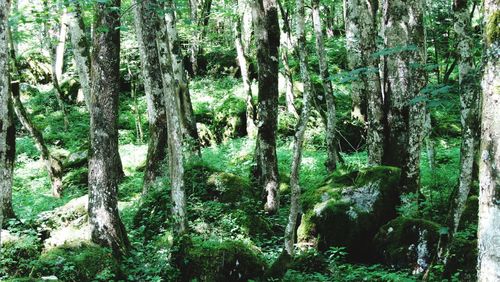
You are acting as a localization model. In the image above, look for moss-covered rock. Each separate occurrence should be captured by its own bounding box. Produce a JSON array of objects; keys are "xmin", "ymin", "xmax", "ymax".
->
[
  {"xmin": 133, "ymin": 186, "xmax": 172, "ymax": 242},
  {"xmin": 374, "ymin": 217, "xmax": 441, "ymax": 275},
  {"xmin": 174, "ymin": 237, "xmax": 267, "ymax": 281},
  {"xmin": 32, "ymin": 242, "xmax": 119, "ymax": 281},
  {"xmin": 36, "ymin": 196, "xmax": 90, "ymax": 250},
  {"xmin": 297, "ymin": 166, "xmax": 401, "ymax": 262}
]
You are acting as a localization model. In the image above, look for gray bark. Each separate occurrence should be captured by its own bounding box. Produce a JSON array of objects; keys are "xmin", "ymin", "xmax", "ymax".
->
[
  {"xmin": 67, "ymin": 2, "xmax": 91, "ymax": 110},
  {"xmin": 477, "ymin": 0, "xmax": 500, "ymax": 280},
  {"xmin": 252, "ymin": 0, "xmax": 280, "ymax": 214},
  {"xmin": 134, "ymin": 0, "xmax": 169, "ymax": 193},
  {"xmin": 450, "ymin": 0, "xmax": 481, "ymax": 237},
  {"xmin": 312, "ymin": 0, "xmax": 338, "ymax": 172},
  {"xmin": 165, "ymin": 0, "xmax": 201, "ymax": 155},
  {"xmin": 235, "ymin": 0, "xmax": 257, "ymax": 137},
  {"xmin": 156, "ymin": 0, "xmax": 187, "ymax": 233},
  {"xmin": 88, "ymin": 0, "xmax": 129, "ymax": 257},
  {"xmin": 382, "ymin": 0, "xmax": 427, "ymax": 194},
  {"xmin": 284, "ymin": 0, "xmax": 313, "ymax": 255}
]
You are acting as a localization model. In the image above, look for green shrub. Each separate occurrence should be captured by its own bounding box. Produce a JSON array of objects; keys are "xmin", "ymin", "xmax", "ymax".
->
[{"xmin": 0, "ymin": 234, "xmax": 41, "ymax": 278}]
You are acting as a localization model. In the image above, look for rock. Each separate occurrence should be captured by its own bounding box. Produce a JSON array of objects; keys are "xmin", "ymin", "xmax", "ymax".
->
[
  {"xmin": 63, "ymin": 151, "xmax": 88, "ymax": 169},
  {"xmin": 37, "ymin": 195, "xmax": 91, "ymax": 250},
  {"xmin": 374, "ymin": 217, "xmax": 441, "ymax": 275},
  {"xmin": 32, "ymin": 242, "xmax": 119, "ymax": 281},
  {"xmin": 174, "ymin": 237, "xmax": 268, "ymax": 282},
  {"xmin": 0, "ymin": 229, "xmax": 21, "ymax": 245},
  {"xmin": 297, "ymin": 166, "xmax": 401, "ymax": 262}
]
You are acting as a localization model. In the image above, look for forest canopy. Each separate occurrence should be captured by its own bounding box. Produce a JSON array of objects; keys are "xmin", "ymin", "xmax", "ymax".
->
[{"xmin": 0, "ymin": 0, "xmax": 499, "ymax": 281}]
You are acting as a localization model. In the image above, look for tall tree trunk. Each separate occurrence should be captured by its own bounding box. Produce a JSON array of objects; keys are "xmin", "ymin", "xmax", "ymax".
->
[
  {"xmin": 277, "ymin": 0, "xmax": 298, "ymax": 118},
  {"xmin": 134, "ymin": 0, "xmax": 169, "ymax": 193},
  {"xmin": 252, "ymin": 0, "xmax": 280, "ymax": 214},
  {"xmin": 1, "ymin": 0, "xmax": 15, "ymax": 233},
  {"xmin": 165, "ymin": 0, "xmax": 201, "ymax": 155},
  {"xmin": 88, "ymin": 0, "xmax": 129, "ymax": 257},
  {"xmin": 189, "ymin": 0, "xmax": 212, "ymax": 75},
  {"xmin": 235, "ymin": 0, "xmax": 257, "ymax": 137},
  {"xmin": 67, "ymin": 2, "xmax": 91, "ymax": 110},
  {"xmin": 312, "ymin": 0, "xmax": 338, "ymax": 172},
  {"xmin": 11, "ymin": 82, "xmax": 63, "ymax": 198},
  {"xmin": 156, "ymin": 1, "xmax": 188, "ymax": 234},
  {"xmin": 477, "ymin": 0, "xmax": 500, "ymax": 279},
  {"xmin": 381, "ymin": 0, "xmax": 427, "ymax": 194},
  {"xmin": 284, "ymin": 0, "xmax": 313, "ymax": 255},
  {"xmin": 450, "ymin": 0, "xmax": 481, "ymax": 237}
]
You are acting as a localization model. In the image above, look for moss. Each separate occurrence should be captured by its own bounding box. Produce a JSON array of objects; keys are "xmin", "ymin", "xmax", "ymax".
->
[
  {"xmin": 0, "ymin": 235, "xmax": 41, "ymax": 277},
  {"xmin": 32, "ymin": 242, "xmax": 119, "ymax": 281},
  {"xmin": 374, "ymin": 217, "xmax": 441, "ymax": 270},
  {"xmin": 207, "ymin": 172, "xmax": 250, "ymax": 203},
  {"xmin": 298, "ymin": 166, "xmax": 401, "ymax": 262},
  {"xmin": 173, "ymin": 237, "xmax": 267, "ymax": 281},
  {"xmin": 133, "ymin": 186, "xmax": 171, "ymax": 242},
  {"xmin": 486, "ymin": 10, "xmax": 500, "ymax": 45}
]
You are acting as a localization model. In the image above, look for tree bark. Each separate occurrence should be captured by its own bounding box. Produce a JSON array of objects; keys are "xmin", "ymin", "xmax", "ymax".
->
[
  {"xmin": 235, "ymin": 0, "xmax": 257, "ymax": 137},
  {"xmin": 157, "ymin": 0, "xmax": 188, "ymax": 233},
  {"xmin": 1, "ymin": 0, "xmax": 15, "ymax": 235},
  {"xmin": 312, "ymin": 0, "xmax": 338, "ymax": 172},
  {"xmin": 284, "ymin": 0, "xmax": 313, "ymax": 255},
  {"xmin": 88, "ymin": 0, "xmax": 129, "ymax": 257},
  {"xmin": 189, "ymin": 0, "xmax": 212, "ymax": 75},
  {"xmin": 381, "ymin": 0, "xmax": 427, "ymax": 194},
  {"xmin": 477, "ymin": 0, "xmax": 500, "ymax": 279},
  {"xmin": 165, "ymin": 0, "xmax": 201, "ymax": 155},
  {"xmin": 252, "ymin": 0, "xmax": 280, "ymax": 214},
  {"xmin": 448, "ymin": 0, "xmax": 482, "ymax": 239},
  {"xmin": 67, "ymin": 2, "xmax": 91, "ymax": 110},
  {"xmin": 134, "ymin": 0, "xmax": 169, "ymax": 193}
]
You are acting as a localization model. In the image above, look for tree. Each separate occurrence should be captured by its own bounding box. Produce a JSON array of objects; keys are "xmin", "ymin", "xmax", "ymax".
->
[
  {"xmin": 311, "ymin": 0, "xmax": 338, "ymax": 171},
  {"xmin": 284, "ymin": 0, "xmax": 313, "ymax": 255},
  {"xmin": 134, "ymin": 0, "xmax": 169, "ymax": 193},
  {"xmin": 252, "ymin": 0, "xmax": 280, "ymax": 213},
  {"xmin": 477, "ymin": 0, "xmax": 499, "ymax": 279},
  {"xmin": 0, "ymin": 0, "xmax": 12, "ymax": 239},
  {"xmin": 449, "ymin": 0, "xmax": 481, "ymax": 238},
  {"xmin": 67, "ymin": 1, "xmax": 91, "ymax": 110},
  {"xmin": 88, "ymin": 0, "xmax": 129, "ymax": 256},
  {"xmin": 188, "ymin": 0, "xmax": 212, "ymax": 75},
  {"xmin": 381, "ymin": 0, "xmax": 427, "ymax": 194},
  {"xmin": 344, "ymin": 0, "xmax": 384, "ymax": 164}
]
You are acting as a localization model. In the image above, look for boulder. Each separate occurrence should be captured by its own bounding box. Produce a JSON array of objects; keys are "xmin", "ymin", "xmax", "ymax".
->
[
  {"xmin": 297, "ymin": 166, "xmax": 401, "ymax": 262},
  {"xmin": 374, "ymin": 217, "xmax": 441, "ymax": 275},
  {"xmin": 174, "ymin": 237, "xmax": 267, "ymax": 282},
  {"xmin": 36, "ymin": 195, "xmax": 90, "ymax": 250}
]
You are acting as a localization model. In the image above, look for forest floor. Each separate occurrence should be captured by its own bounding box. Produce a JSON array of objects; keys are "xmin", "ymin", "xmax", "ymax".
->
[{"xmin": 2, "ymin": 76, "xmax": 468, "ymax": 281}]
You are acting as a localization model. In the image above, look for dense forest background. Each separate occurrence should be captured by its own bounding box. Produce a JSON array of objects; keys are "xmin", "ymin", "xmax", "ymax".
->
[{"xmin": 0, "ymin": 0, "xmax": 498, "ymax": 281}]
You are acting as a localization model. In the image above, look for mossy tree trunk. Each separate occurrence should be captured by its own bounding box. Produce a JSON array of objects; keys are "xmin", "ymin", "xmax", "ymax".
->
[
  {"xmin": 252, "ymin": 0, "xmax": 280, "ymax": 214},
  {"xmin": 67, "ymin": 2, "xmax": 91, "ymax": 111},
  {"xmin": 134, "ymin": 0, "xmax": 169, "ymax": 193},
  {"xmin": 88, "ymin": 0, "xmax": 129, "ymax": 257},
  {"xmin": 381, "ymin": 0, "xmax": 427, "ymax": 194},
  {"xmin": 285, "ymin": 0, "xmax": 314, "ymax": 256},
  {"xmin": 235, "ymin": 0, "xmax": 257, "ymax": 137},
  {"xmin": 0, "ymin": 0, "xmax": 15, "ymax": 234},
  {"xmin": 312, "ymin": 0, "xmax": 338, "ymax": 172},
  {"xmin": 477, "ymin": 0, "xmax": 500, "ymax": 279},
  {"xmin": 156, "ymin": 0, "xmax": 188, "ymax": 234},
  {"xmin": 450, "ymin": 0, "xmax": 481, "ymax": 237},
  {"xmin": 166, "ymin": 0, "xmax": 201, "ymax": 155}
]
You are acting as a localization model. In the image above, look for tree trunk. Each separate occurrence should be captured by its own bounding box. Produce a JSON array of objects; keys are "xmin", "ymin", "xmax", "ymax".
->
[
  {"xmin": 477, "ymin": 0, "xmax": 500, "ymax": 279},
  {"xmin": 134, "ymin": 0, "xmax": 169, "ymax": 193},
  {"xmin": 11, "ymin": 82, "xmax": 63, "ymax": 198},
  {"xmin": 1, "ymin": 0, "xmax": 16, "ymax": 233},
  {"xmin": 252, "ymin": 0, "xmax": 280, "ymax": 214},
  {"xmin": 88, "ymin": 0, "xmax": 129, "ymax": 257},
  {"xmin": 449, "ymin": 0, "xmax": 482, "ymax": 238},
  {"xmin": 284, "ymin": 0, "xmax": 313, "ymax": 255},
  {"xmin": 235, "ymin": 0, "xmax": 257, "ymax": 137},
  {"xmin": 157, "ymin": 0, "xmax": 188, "ymax": 233},
  {"xmin": 67, "ymin": 2, "xmax": 91, "ymax": 110},
  {"xmin": 381, "ymin": 0, "xmax": 427, "ymax": 194},
  {"xmin": 165, "ymin": 0, "xmax": 201, "ymax": 155},
  {"xmin": 189, "ymin": 0, "xmax": 212, "ymax": 75},
  {"xmin": 312, "ymin": 0, "xmax": 338, "ymax": 172}
]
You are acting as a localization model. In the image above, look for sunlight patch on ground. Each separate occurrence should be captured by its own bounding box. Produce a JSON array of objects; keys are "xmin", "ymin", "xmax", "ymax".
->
[{"xmin": 119, "ymin": 144, "xmax": 148, "ymax": 172}]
